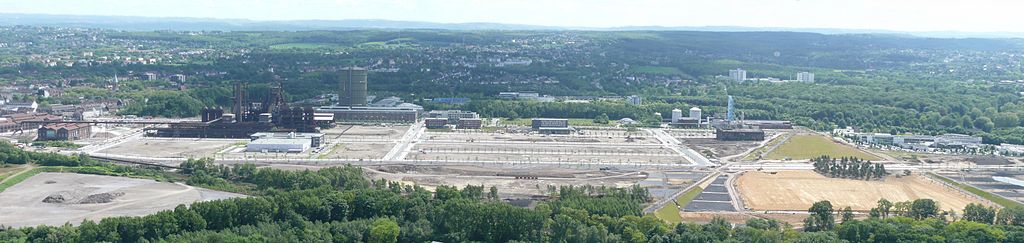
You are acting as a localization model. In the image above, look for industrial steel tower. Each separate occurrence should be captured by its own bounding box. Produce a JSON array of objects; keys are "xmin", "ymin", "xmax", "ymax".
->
[{"xmin": 727, "ymin": 95, "xmax": 735, "ymax": 122}]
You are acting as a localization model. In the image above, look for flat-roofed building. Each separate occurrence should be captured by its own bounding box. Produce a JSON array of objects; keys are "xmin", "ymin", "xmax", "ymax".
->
[
  {"xmin": 531, "ymin": 118, "xmax": 569, "ymax": 129},
  {"xmin": 457, "ymin": 118, "xmax": 483, "ymax": 129},
  {"xmin": 250, "ymin": 132, "xmax": 324, "ymax": 148},
  {"xmin": 426, "ymin": 110, "xmax": 480, "ymax": 123},
  {"xmin": 425, "ymin": 118, "xmax": 449, "ymax": 129},
  {"xmin": 246, "ymin": 138, "xmax": 310, "ymax": 153}
]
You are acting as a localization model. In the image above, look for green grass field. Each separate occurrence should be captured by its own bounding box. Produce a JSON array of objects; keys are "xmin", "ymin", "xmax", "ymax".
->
[
  {"xmin": 652, "ymin": 185, "xmax": 705, "ymax": 224},
  {"xmin": 630, "ymin": 66, "xmax": 684, "ymax": 75},
  {"xmin": 930, "ymin": 173, "xmax": 1023, "ymax": 208},
  {"xmin": 763, "ymin": 134, "xmax": 881, "ymax": 161}
]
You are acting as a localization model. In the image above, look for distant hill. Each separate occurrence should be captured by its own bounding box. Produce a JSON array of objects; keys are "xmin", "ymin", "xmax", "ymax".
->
[{"xmin": 1, "ymin": 13, "xmax": 1023, "ymax": 38}]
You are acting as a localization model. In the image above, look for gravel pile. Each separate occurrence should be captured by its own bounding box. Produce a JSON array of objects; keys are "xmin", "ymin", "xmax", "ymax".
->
[
  {"xmin": 41, "ymin": 191, "xmax": 81, "ymax": 204},
  {"xmin": 78, "ymin": 192, "xmax": 126, "ymax": 204}
]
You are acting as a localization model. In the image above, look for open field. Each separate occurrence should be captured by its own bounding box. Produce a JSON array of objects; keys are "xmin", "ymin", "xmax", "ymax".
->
[
  {"xmin": 763, "ymin": 134, "xmax": 880, "ymax": 161},
  {"xmin": 98, "ymin": 137, "xmax": 245, "ymax": 158},
  {"xmin": 324, "ymin": 125, "xmax": 410, "ymax": 142},
  {"xmin": 320, "ymin": 142, "xmax": 394, "ymax": 160},
  {"xmin": 0, "ymin": 173, "xmax": 242, "ymax": 227},
  {"xmin": 736, "ymin": 170, "xmax": 981, "ymax": 212}
]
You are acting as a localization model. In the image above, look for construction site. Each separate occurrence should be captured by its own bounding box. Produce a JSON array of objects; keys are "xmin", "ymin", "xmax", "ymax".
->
[
  {"xmin": 8, "ymin": 70, "xmax": 1022, "ymax": 230},
  {"xmin": 0, "ymin": 172, "xmax": 242, "ymax": 228}
]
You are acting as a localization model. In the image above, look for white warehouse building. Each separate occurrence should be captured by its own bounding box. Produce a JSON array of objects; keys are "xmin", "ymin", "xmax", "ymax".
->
[{"xmin": 246, "ymin": 138, "xmax": 310, "ymax": 153}]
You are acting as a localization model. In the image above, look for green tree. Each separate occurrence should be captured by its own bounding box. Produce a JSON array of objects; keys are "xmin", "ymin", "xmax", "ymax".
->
[
  {"xmin": 369, "ymin": 218, "xmax": 400, "ymax": 243},
  {"xmin": 908, "ymin": 199, "xmax": 939, "ymax": 220},
  {"xmin": 594, "ymin": 113, "xmax": 610, "ymax": 124},
  {"xmin": 841, "ymin": 207, "xmax": 854, "ymax": 224},
  {"xmin": 993, "ymin": 113, "xmax": 1020, "ymax": 128},
  {"xmin": 806, "ymin": 201, "xmax": 835, "ymax": 231},
  {"xmin": 975, "ymin": 117, "xmax": 995, "ymax": 132},
  {"xmin": 963, "ymin": 203, "xmax": 996, "ymax": 224},
  {"xmin": 876, "ymin": 199, "xmax": 893, "ymax": 219}
]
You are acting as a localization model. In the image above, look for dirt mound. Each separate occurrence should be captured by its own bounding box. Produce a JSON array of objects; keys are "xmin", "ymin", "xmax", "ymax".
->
[
  {"xmin": 42, "ymin": 194, "xmax": 68, "ymax": 203},
  {"xmin": 78, "ymin": 192, "xmax": 126, "ymax": 204},
  {"xmin": 42, "ymin": 191, "xmax": 81, "ymax": 204}
]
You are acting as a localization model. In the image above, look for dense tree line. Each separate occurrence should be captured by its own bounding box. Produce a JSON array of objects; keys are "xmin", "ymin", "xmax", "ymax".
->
[
  {"xmin": 811, "ymin": 156, "xmax": 888, "ymax": 180},
  {"xmin": 0, "ymin": 142, "xmax": 96, "ymax": 167},
  {"xmin": 7, "ymin": 148, "xmax": 1024, "ymax": 242}
]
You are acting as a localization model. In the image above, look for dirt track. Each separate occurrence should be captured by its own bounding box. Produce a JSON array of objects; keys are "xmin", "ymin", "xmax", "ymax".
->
[{"xmin": 736, "ymin": 170, "xmax": 981, "ymax": 212}]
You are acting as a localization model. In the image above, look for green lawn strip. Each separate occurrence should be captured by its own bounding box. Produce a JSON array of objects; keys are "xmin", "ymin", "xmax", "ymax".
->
[
  {"xmin": 0, "ymin": 167, "xmax": 45, "ymax": 193},
  {"xmin": 653, "ymin": 185, "xmax": 707, "ymax": 224},
  {"xmin": 742, "ymin": 134, "xmax": 786, "ymax": 161},
  {"xmin": 929, "ymin": 173, "xmax": 1023, "ymax": 208}
]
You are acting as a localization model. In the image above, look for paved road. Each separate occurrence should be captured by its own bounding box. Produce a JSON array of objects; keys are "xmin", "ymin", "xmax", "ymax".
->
[{"xmin": 648, "ymin": 129, "xmax": 714, "ymax": 166}]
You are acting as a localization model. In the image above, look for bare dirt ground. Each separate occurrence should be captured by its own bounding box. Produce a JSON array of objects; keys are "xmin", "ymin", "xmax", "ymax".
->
[
  {"xmin": 324, "ymin": 125, "xmax": 410, "ymax": 142},
  {"xmin": 99, "ymin": 137, "xmax": 245, "ymax": 158},
  {"xmin": 736, "ymin": 170, "xmax": 981, "ymax": 212},
  {"xmin": 321, "ymin": 142, "xmax": 394, "ymax": 160},
  {"xmin": 0, "ymin": 173, "xmax": 242, "ymax": 227},
  {"xmin": 678, "ymin": 138, "xmax": 761, "ymax": 159}
]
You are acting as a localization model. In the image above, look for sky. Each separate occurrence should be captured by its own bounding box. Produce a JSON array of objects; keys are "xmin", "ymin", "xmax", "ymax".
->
[{"xmin": 1, "ymin": 0, "xmax": 1021, "ymax": 32}]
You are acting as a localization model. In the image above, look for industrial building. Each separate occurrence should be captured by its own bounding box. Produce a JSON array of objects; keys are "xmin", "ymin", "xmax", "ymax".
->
[
  {"xmin": 457, "ymin": 118, "xmax": 483, "ymax": 129},
  {"xmin": 250, "ymin": 132, "xmax": 324, "ymax": 148},
  {"xmin": 0, "ymin": 113, "xmax": 62, "ymax": 132},
  {"xmin": 425, "ymin": 118, "xmax": 448, "ymax": 129},
  {"xmin": 426, "ymin": 110, "xmax": 480, "ymax": 122},
  {"xmin": 715, "ymin": 127, "xmax": 765, "ymax": 141},
  {"xmin": 532, "ymin": 118, "xmax": 572, "ymax": 134},
  {"xmin": 246, "ymin": 139, "xmax": 309, "ymax": 153},
  {"xmin": 37, "ymin": 123, "xmax": 91, "ymax": 141},
  {"xmin": 316, "ymin": 105, "xmax": 422, "ymax": 124},
  {"xmin": 147, "ymin": 83, "xmax": 326, "ymax": 138},
  {"xmin": 743, "ymin": 120, "xmax": 793, "ymax": 129},
  {"xmin": 338, "ymin": 67, "xmax": 368, "ymax": 106},
  {"xmin": 669, "ymin": 107, "xmax": 705, "ymax": 128},
  {"xmin": 851, "ymin": 133, "xmax": 983, "ymax": 150}
]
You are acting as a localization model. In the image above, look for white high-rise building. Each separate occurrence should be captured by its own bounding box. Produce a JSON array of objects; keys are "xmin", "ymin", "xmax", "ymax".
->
[
  {"xmin": 797, "ymin": 72, "xmax": 815, "ymax": 82},
  {"xmin": 627, "ymin": 95, "xmax": 642, "ymax": 105},
  {"xmin": 729, "ymin": 69, "xmax": 747, "ymax": 82}
]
